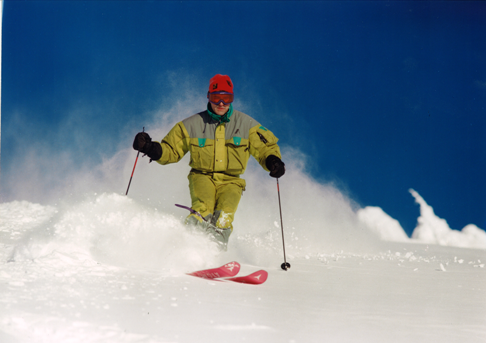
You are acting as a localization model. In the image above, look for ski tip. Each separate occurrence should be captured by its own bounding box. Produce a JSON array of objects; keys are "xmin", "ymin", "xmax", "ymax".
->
[
  {"xmin": 254, "ymin": 270, "xmax": 268, "ymax": 282},
  {"xmin": 225, "ymin": 261, "xmax": 241, "ymax": 276},
  {"xmin": 249, "ymin": 270, "xmax": 268, "ymax": 284},
  {"xmin": 226, "ymin": 270, "xmax": 268, "ymax": 285}
]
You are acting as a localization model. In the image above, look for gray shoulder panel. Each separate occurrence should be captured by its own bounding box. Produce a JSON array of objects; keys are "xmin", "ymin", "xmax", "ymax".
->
[
  {"xmin": 225, "ymin": 110, "xmax": 260, "ymax": 140},
  {"xmin": 182, "ymin": 111, "xmax": 217, "ymax": 139}
]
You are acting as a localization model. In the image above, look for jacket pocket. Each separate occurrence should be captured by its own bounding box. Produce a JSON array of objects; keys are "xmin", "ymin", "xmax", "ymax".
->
[
  {"xmin": 226, "ymin": 137, "xmax": 249, "ymax": 173},
  {"xmin": 189, "ymin": 138, "xmax": 214, "ymax": 171},
  {"xmin": 256, "ymin": 126, "xmax": 278, "ymax": 146}
]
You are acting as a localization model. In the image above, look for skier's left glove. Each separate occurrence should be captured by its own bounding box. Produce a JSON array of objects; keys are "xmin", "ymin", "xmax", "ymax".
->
[
  {"xmin": 265, "ymin": 155, "xmax": 285, "ymax": 178},
  {"xmin": 132, "ymin": 132, "xmax": 162, "ymax": 161}
]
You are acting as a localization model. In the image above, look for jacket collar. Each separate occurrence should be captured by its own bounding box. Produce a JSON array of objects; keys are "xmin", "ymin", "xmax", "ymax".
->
[{"xmin": 207, "ymin": 103, "xmax": 233, "ymax": 124}]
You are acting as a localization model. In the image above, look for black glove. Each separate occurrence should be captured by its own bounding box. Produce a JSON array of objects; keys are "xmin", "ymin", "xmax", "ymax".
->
[
  {"xmin": 265, "ymin": 155, "xmax": 285, "ymax": 178},
  {"xmin": 132, "ymin": 132, "xmax": 162, "ymax": 161}
]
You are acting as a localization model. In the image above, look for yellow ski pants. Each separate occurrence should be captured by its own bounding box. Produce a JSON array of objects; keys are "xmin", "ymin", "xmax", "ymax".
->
[{"xmin": 187, "ymin": 171, "xmax": 246, "ymax": 230}]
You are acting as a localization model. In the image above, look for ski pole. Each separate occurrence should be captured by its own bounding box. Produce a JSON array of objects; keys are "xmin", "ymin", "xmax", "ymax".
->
[
  {"xmin": 175, "ymin": 204, "xmax": 208, "ymax": 222},
  {"xmin": 125, "ymin": 127, "xmax": 144, "ymax": 196},
  {"xmin": 277, "ymin": 178, "xmax": 291, "ymax": 271}
]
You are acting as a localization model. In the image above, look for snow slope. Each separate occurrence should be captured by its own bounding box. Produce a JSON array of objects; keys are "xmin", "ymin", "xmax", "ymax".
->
[{"xmin": 1, "ymin": 190, "xmax": 485, "ymax": 342}]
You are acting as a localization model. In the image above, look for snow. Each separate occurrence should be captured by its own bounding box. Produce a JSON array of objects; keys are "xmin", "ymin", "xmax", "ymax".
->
[
  {"xmin": 1, "ymin": 188, "xmax": 485, "ymax": 342},
  {"xmin": 1, "ymin": 120, "xmax": 485, "ymax": 342},
  {"xmin": 1, "ymin": 216, "xmax": 485, "ymax": 343},
  {"xmin": 409, "ymin": 189, "xmax": 486, "ymax": 249},
  {"xmin": 358, "ymin": 189, "xmax": 486, "ymax": 250},
  {"xmin": 357, "ymin": 206, "xmax": 409, "ymax": 242}
]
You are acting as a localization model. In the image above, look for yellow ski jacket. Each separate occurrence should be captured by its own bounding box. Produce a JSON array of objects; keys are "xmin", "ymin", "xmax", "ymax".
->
[{"xmin": 154, "ymin": 109, "xmax": 282, "ymax": 176}]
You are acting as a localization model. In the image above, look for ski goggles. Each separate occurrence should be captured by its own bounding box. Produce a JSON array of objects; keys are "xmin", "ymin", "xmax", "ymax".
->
[{"xmin": 207, "ymin": 91, "xmax": 234, "ymax": 105}]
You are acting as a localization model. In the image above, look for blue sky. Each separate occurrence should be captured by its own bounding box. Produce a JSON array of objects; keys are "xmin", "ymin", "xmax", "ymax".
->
[{"xmin": 1, "ymin": 1, "xmax": 485, "ymax": 236}]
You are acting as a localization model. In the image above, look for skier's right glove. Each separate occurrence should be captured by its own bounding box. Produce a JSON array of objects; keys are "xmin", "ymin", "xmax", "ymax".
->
[
  {"xmin": 132, "ymin": 132, "xmax": 162, "ymax": 161},
  {"xmin": 265, "ymin": 155, "xmax": 285, "ymax": 178}
]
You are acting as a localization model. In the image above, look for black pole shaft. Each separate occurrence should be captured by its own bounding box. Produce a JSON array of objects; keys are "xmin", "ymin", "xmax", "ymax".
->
[{"xmin": 277, "ymin": 178, "xmax": 290, "ymax": 270}]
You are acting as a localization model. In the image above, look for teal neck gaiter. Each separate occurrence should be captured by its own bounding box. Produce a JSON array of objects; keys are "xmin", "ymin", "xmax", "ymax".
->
[{"xmin": 207, "ymin": 103, "xmax": 234, "ymax": 124}]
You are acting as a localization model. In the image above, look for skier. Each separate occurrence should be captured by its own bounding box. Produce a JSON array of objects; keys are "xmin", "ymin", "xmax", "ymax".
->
[{"xmin": 132, "ymin": 74, "xmax": 285, "ymax": 250}]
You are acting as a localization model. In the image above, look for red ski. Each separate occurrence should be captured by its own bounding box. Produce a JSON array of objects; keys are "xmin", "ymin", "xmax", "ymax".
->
[
  {"xmin": 224, "ymin": 270, "xmax": 268, "ymax": 285},
  {"xmin": 187, "ymin": 261, "xmax": 240, "ymax": 279},
  {"xmin": 187, "ymin": 262, "xmax": 268, "ymax": 285}
]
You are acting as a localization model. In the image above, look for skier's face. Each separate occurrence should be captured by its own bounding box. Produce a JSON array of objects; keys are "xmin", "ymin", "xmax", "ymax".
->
[{"xmin": 210, "ymin": 101, "xmax": 230, "ymax": 116}]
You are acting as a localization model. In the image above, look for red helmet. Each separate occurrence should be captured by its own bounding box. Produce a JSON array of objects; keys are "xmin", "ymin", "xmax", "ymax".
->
[{"xmin": 208, "ymin": 74, "xmax": 233, "ymax": 94}]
